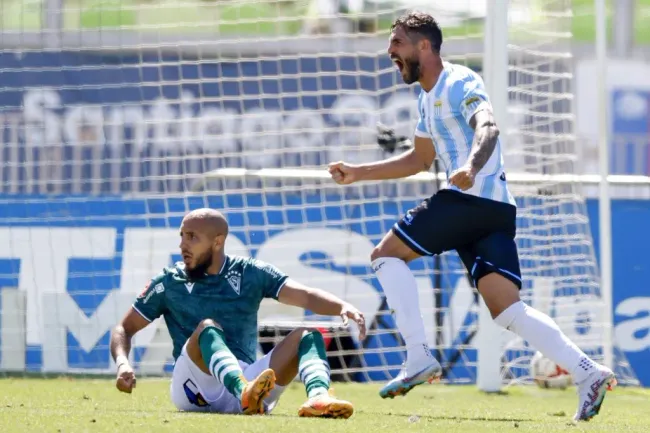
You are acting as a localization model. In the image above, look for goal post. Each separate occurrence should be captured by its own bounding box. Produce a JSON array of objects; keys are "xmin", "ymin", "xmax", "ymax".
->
[
  {"xmin": 595, "ymin": 0, "xmax": 614, "ymax": 373},
  {"xmin": 0, "ymin": 0, "xmax": 643, "ymax": 388},
  {"xmin": 478, "ymin": 0, "xmax": 510, "ymax": 393}
]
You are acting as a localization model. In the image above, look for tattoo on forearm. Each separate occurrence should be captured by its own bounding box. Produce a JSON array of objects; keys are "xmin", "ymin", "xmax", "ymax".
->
[{"xmin": 469, "ymin": 116, "xmax": 499, "ymax": 173}]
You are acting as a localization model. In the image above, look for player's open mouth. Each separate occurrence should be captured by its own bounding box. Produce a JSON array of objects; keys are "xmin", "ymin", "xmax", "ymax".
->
[{"xmin": 392, "ymin": 58, "xmax": 403, "ymax": 72}]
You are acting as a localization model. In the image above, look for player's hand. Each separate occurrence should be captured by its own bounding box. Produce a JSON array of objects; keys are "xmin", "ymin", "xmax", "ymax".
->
[
  {"xmin": 449, "ymin": 164, "xmax": 476, "ymax": 191},
  {"xmin": 340, "ymin": 303, "xmax": 367, "ymax": 340},
  {"xmin": 116, "ymin": 362, "xmax": 137, "ymax": 394},
  {"xmin": 328, "ymin": 161, "xmax": 360, "ymax": 185}
]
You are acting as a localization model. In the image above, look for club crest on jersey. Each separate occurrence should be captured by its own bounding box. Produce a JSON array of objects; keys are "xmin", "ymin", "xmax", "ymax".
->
[
  {"xmin": 434, "ymin": 100, "xmax": 442, "ymax": 117},
  {"xmin": 225, "ymin": 270, "xmax": 241, "ymax": 295}
]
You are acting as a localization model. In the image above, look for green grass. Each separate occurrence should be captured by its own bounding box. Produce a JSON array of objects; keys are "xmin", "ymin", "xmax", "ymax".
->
[
  {"xmin": 3, "ymin": 0, "xmax": 650, "ymax": 44},
  {"xmin": 572, "ymin": 0, "xmax": 650, "ymax": 44},
  {"xmin": 0, "ymin": 378, "xmax": 649, "ymax": 433}
]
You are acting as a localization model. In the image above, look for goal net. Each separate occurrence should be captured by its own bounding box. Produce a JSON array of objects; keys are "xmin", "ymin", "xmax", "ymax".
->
[{"xmin": 0, "ymin": 0, "xmax": 639, "ymax": 387}]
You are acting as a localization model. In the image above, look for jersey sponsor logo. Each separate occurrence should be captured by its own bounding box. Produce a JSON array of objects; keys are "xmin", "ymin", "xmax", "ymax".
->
[
  {"xmin": 184, "ymin": 282, "xmax": 194, "ymax": 294},
  {"xmin": 225, "ymin": 270, "xmax": 241, "ymax": 295},
  {"xmin": 143, "ymin": 283, "xmax": 164, "ymax": 304},
  {"xmin": 260, "ymin": 263, "xmax": 282, "ymax": 279}
]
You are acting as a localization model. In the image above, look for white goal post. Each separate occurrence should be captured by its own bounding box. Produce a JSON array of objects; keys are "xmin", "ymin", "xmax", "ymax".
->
[{"xmin": 0, "ymin": 0, "xmax": 642, "ymax": 389}]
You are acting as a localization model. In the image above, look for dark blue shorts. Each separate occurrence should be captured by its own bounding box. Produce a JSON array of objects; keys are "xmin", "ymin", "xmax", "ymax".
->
[{"xmin": 392, "ymin": 189, "xmax": 522, "ymax": 289}]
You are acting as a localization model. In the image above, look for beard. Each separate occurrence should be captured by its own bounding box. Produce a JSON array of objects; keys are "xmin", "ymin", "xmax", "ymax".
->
[
  {"xmin": 402, "ymin": 56, "xmax": 421, "ymax": 85},
  {"xmin": 185, "ymin": 249, "xmax": 213, "ymax": 280}
]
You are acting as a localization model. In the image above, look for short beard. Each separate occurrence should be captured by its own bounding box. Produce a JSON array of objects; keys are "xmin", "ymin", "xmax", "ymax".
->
[
  {"xmin": 185, "ymin": 250, "xmax": 213, "ymax": 280},
  {"xmin": 403, "ymin": 57, "xmax": 421, "ymax": 85}
]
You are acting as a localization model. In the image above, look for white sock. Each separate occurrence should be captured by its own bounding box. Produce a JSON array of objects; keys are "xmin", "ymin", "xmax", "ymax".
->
[
  {"xmin": 494, "ymin": 301, "xmax": 597, "ymax": 384},
  {"xmin": 372, "ymin": 257, "xmax": 431, "ymax": 371}
]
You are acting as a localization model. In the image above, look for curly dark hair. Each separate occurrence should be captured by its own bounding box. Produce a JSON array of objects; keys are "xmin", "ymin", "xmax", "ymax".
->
[{"xmin": 391, "ymin": 11, "xmax": 443, "ymax": 53}]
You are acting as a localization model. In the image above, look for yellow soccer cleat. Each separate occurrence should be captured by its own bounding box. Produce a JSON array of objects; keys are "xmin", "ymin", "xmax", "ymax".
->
[
  {"xmin": 298, "ymin": 390, "xmax": 354, "ymax": 419},
  {"xmin": 240, "ymin": 368, "xmax": 276, "ymax": 415}
]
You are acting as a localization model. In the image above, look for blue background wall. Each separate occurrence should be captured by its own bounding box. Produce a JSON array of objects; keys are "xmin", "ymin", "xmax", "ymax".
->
[{"xmin": 0, "ymin": 194, "xmax": 648, "ymax": 386}]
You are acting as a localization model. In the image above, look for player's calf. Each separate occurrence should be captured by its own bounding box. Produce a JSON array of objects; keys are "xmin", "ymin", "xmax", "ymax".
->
[
  {"xmin": 480, "ymin": 273, "xmax": 617, "ymax": 421},
  {"xmin": 186, "ymin": 319, "xmax": 267, "ymax": 414},
  {"xmin": 269, "ymin": 327, "xmax": 355, "ymax": 418},
  {"xmin": 296, "ymin": 331, "xmax": 353, "ymax": 419},
  {"xmin": 371, "ymin": 230, "xmax": 439, "ymax": 379}
]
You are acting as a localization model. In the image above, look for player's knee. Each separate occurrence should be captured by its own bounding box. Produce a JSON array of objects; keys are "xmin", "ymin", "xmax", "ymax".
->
[
  {"xmin": 371, "ymin": 244, "xmax": 399, "ymax": 262},
  {"xmin": 371, "ymin": 232, "xmax": 417, "ymax": 263},
  {"xmin": 298, "ymin": 327, "xmax": 321, "ymax": 339},
  {"xmin": 370, "ymin": 245, "xmax": 408, "ymax": 262},
  {"xmin": 286, "ymin": 327, "xmax": 319, "ymax": 342},
  {"xmin": 195, "ymin": 318, "xmax": 223, "ymax": 335}
]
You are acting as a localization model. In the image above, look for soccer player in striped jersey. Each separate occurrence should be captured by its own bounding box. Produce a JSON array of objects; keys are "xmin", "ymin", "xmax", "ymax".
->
[
  {"xmin": 110, "ymin": 208, "xmax": 364, "ymax": 418},
  {"xmin": 328, "ymin": 11, "xmax": 615, "ymax": 422}
]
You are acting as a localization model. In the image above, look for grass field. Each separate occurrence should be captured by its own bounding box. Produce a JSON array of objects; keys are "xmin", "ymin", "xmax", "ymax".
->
[{"xmin": 1, "ymin": 378, "xmax": 648, "ymax": 433}]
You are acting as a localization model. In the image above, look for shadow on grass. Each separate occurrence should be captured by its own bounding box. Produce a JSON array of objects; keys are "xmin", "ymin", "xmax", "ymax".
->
[{"xmin": 358, "ymin": 410, "xmax": 534, "ymax": 423}]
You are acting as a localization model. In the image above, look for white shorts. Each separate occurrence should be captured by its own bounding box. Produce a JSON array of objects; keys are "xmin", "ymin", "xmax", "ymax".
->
[{"xmin": 170, "ymin": 343, "xmax": 286, "ymax": 414}]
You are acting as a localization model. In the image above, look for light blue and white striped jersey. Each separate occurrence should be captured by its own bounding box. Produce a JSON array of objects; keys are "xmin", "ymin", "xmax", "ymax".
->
[{"xmin": 415, "ymin": 61, "xmax": 516, "ymax": 206}]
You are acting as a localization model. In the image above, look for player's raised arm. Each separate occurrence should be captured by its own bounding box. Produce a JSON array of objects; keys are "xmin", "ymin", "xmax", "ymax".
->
[
  {"xmin": 328, "ymin": 134, "xmax": 435, "ymax": 185},
  {"xmin": 277, "ymin": 279, "xmax": 367, "ymax": 340}
]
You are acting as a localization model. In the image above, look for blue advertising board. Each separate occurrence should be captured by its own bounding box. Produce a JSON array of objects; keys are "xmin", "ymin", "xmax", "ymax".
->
[{"xmin": 0, "ymin": 194, "xmax": 648, "ymax": 386}]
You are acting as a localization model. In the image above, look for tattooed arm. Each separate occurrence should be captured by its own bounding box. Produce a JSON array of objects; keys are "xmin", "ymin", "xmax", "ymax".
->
[
  {"xmin": 448, "ymin": 106, "xmax": 500, "ymax": 191},
  {"xmin": 467, "ymin": 108, "xmax": 500, "ymax": 174}
]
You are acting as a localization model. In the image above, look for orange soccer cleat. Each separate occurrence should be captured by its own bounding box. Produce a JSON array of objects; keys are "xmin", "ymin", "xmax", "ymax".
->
[
  {"xmin": 298, "ymin": 389, "xmax": 354, "ymax": 419},
  {"xmin": 240, "ymin": 368, "xmax": 276, "ymax": 415}
]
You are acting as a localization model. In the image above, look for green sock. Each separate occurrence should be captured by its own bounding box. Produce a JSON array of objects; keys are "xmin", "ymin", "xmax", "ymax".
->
[
  {"xmin": 298, "ymin": 331, "xmax": 331, "ymax": 398},
  {"xmin": 198, "ymin": 326, "xmax": 246, "ymax": 399}
]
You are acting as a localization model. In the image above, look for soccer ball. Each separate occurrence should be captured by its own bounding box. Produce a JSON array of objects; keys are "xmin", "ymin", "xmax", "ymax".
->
[{"xmin": 530, "ymin": 351, "xmax": 573, "ymax": 389}]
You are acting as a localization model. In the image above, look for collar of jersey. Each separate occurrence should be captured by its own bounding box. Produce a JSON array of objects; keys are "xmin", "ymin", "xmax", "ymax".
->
[{"xmin": 426, "ymin": 61, "xmax": 450, "ymax": 96}]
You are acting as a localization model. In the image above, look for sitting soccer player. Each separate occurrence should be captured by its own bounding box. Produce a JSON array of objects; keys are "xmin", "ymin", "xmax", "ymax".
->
[{"xmin": 110, "ymin": 208, "xmax": 365, "ymax": 418}]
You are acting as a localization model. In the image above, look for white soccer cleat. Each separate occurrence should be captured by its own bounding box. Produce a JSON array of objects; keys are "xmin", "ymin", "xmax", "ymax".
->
[
  {"xmin": 573, "ymin": 365, "xmax": 617, "ymax": 422},
  {"xmin": 379, "ymin": 359, "xmax": 442, "ymax": 399}
]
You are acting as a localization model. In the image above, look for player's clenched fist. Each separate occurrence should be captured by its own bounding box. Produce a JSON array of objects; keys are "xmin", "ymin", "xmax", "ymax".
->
[
  {"xmin": 328, "ymin": 161, "xmax": 359, "ymax": 185},
  {"xmin": 116, "ymin": 361, "xmax": 137, "ymax": 394},
  {"xmin": 448, "ymin": 164, "xmax": 476, "ymax": 191}
]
